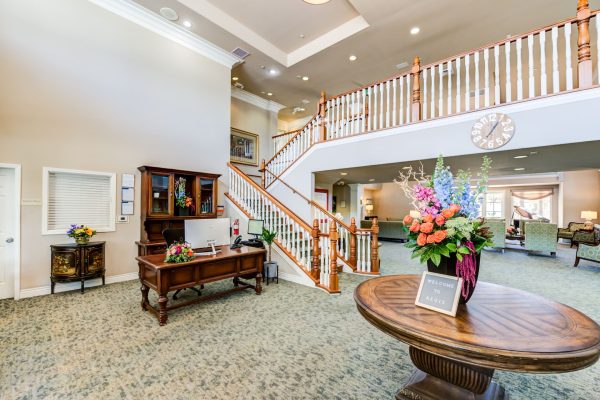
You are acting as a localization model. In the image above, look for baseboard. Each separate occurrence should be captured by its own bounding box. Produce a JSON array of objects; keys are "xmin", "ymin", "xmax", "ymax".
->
[
  {"xmin": 19, "ymin": 272, "xmax": 138, "ymax": 299},
  {"xmin": 278, "ymin": 271, "xmax": 313, "ymax": 286}
]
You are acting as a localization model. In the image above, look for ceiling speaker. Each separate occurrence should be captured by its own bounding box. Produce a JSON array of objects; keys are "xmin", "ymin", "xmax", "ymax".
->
[{"xmin": 159, "ymin": 7, "xmax": 179, "ymax": 21}]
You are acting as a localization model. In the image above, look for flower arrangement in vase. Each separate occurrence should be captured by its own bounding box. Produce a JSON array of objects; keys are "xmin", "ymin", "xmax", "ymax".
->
[
  {"xmin": 174, "ymin": 177, "xmax": 193, "ymax": 216},
  {"xmin": 67, "ymin": 224, "xmax": 96, "ymax": 245},
  {"xmin": 397, "ymin": 156, "xmax": 493, "ymax": 303},
  {"xmin": 164, "ymin": 241, "xmax": 195, "ymax": 263}
]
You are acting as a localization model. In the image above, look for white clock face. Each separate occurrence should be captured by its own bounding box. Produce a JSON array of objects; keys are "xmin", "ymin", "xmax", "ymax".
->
[{"xmin": 471, "ymin": 113, "xmax": 515, "ymax": 150}]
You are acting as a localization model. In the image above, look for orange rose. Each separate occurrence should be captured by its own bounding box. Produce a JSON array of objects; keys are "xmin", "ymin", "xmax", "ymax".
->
[
  {"xmin": 441, "ymin": 209, "xmax": 454, "ymax": 219},
  {"xmin": 409, "ymin": 221, "xmax": 421, "ymax": 233},
  {"xmin": 450, "ymin": 204, "xmax": 461, "ymax": 213},
  {"xmin": 422, "ymin": 214, "xmax": 434, "ymax": 223},
  {"xmin": 420, "ymin": 222, "xmax": 434, "ymax": 234},
  {"xmin": 416, "ymin": 233, "xmax": 427, "ymax": 246},
  {"xmin": 426, "ymin": 234, "xmax": 436, "ymax": 244},
  {"xmin": 434, "ymin": 215, "xmax": 445, "ymax": 226},
  {"xmin": 433, "ymin": 230, "xmax": 447, "ymax": 243},
  {"xmin": 403, "ymin": 215, "xmax": 414, "ymax": 225}
]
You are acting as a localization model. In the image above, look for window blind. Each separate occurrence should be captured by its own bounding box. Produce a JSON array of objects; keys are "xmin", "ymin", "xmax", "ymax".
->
[{"xmin": 47, "ymin": 171, "xmax": 113, "ymax": 231}]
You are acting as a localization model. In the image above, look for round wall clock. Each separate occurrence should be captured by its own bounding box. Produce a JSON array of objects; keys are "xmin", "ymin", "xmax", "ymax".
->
[{"xmin": 471, "ymin": 113, "xmax": 515, "ymax": 150}]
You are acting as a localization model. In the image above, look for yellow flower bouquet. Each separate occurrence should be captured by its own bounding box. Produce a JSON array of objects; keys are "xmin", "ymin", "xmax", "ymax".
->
[{"xmin": 67, "ymin": 224, "xmax": 96, "ymax": 245}]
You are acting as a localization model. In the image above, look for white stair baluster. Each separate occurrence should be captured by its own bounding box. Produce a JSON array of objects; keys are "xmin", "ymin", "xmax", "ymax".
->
[
  {"xmin": 516, "ymin": 38, "xmax": 523, "ymax": 100},
  {"xmin": 392, "ymin": 78, "xmax": 397, "ymax": 126},
  {"xmin": 447, "ymin": 61, "xmax": 452, "ymax": 114},
  {"xmin": 430, "ymin": 67, "xmax": 436, "ymax": 117},
  {"xmin": 565, "ymin": 23, "xmax": 573, "ymax": 90},
  {"xmin": 505, "ymin": 42, "xmax": 512, "ymax": 102},
  {"xmin": 406, "ymin": 75, "xmax": 411, "ymax": 123},
  {"xmin": 465, "ymin": 54, "xmax": 471, "ymax": 111},
  {"xmin": 438, "ymin": 63, "xmax": 444, "ymax": 116},
  {"xmin": 361, "ymin": 89, "xmax": 367, "ymax": 132},
  {"xmin": 474, "ymin": 52, "xmax": 480, "ymax": 109},
  {"xmin": 528, "ymin": 34, "xmax": 535, "ymax": 98},
  {"xmin": 423, "ymin": 69, "xmax": 428, "ymax": 119},
  {"xmin": 540, "ymin": 30, "xmax": 547, "ymax": 96},
  {"xmin": 386, "ymin": 80, "xmax": 391, "ymax": 128},
  {"xmin": 552, "ymin": 26, "xmax": 559, "ymax": 93},
  {"xmin": 379, "ymin": 83, "xmax": 384, "ymax": 129},
  {"xmin": 484, "ymin": 49, "xmax": 490, "ymax": 107},
  {"xmin": 373, "ymin": 85, "xmax": 378, "ymax": 130},
  {"xmin": 400, "ymin": 76, "xmax": 405, "ymax": 124},
  {"xmin": 456, "ymin": 59, "xmax": 462, "ymax": 112},
  {"xmin": 493, "ymin": 46, "xmax": 500, "ymax": 105}
]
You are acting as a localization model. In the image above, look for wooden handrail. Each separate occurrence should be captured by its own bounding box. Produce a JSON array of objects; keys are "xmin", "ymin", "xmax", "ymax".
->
[
  {"xmin": 272, "ymin": 129, "xmax": 300, "ymax": 139},
  {"xmin": 227, "ymin": 163, "xmax": 312, "ymax": 232}
]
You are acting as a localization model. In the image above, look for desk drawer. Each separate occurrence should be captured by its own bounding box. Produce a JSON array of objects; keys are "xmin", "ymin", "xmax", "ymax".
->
[
  {"xmin": 240, "ymin": 255, "xmax": 262, "ymax": 273},
  {"xmin": 199, "ymin": 259, "xmax": 236, "ymax": 279}
]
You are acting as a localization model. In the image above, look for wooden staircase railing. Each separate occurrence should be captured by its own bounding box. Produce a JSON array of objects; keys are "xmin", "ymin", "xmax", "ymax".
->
[
  {"xmin": 261, "ymin": 168, "xmax": 380, "ymax": 275},
  {"xmin": 265, "ymin": 1, "xmax": 600, "ymax": 186},
  {"xmin": 226, "ymin": 163, "xmax": 339, "ymax": 293}
]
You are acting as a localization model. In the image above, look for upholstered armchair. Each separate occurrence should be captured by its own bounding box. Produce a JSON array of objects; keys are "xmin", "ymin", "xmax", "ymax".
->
[
  {"xmin": 574, "ymin": 242, "xmax": 600, "ymax": 267},
  {"xmin": 572, "ymin": 225, "xmax": 600, "ymax": 247},
  {"xmin": 484, "ymin": 219, "xmax": 506, "ymax": 252},
  {"xmin": 557, "ymin": 222, "xmax": 587, "ymax": 246},
  {"xmin": 524, "ymin": 222, "xmax": 557, "ymax": 256}
]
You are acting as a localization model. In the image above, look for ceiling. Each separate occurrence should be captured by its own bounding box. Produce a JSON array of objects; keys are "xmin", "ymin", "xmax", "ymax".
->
[
  {"xmin": 314, "ymin": 141, "xmax": 600, "ymax": 185},
  {"xmin": 134, "ymin": 0, "xmax": 600, "ymax": 121}
]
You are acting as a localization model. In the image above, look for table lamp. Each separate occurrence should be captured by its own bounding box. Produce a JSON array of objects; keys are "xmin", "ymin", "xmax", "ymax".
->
[
  {"xmin": 581, "ymin": 211, "xmax": 597, "ymax": 227},
  {"xmin": 365, "ymin": 204, "xmax": 374, "ymax": 216}
]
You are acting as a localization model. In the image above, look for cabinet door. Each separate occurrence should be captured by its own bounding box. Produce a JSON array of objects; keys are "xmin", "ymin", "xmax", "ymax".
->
[
  {"xmin": 149, "ymin": 173, "xmax": 173, "ymax": 216},
  {"xmin": 84, "ymin": 245, "xmax": 104, "ymax": 275},
  {"xmin": 51, "ymin": 248, "xmax": 79, "ymax": 277},
  {"xmin": 198, "ymin": 177, "xmax": 216, "ymax": 216}
]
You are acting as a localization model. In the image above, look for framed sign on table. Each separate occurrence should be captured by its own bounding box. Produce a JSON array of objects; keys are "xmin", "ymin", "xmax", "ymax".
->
[{"xmin": 230, "ymin": 128, "xmax": 259, "ymax": 166}]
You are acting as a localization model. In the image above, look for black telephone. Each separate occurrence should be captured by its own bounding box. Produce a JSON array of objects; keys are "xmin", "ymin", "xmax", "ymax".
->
[{"xmin": 230, "ymin": 236, "xmax": 243, "ymax": 249}]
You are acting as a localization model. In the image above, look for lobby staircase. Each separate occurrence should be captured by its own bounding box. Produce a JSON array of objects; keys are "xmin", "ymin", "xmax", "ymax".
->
[{"xmin": 226, "ymin": 163, "xmax": 380, "ymax": 294}]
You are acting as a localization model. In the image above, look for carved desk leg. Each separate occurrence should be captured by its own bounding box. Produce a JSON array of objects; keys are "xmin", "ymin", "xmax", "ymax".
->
[
  {"xmin": 158, "ymin": 295, "xmax": 168, "ymax": 326},
  {"xmin": 396, "ymin": 347, "xmax": 507, "ymax": 400},
  {"xmin": 255, "ymin": 272, "xmax": 262, "ymax": 295},
  {"xmin": 140, "ymin": 284, "xmax": 149, "ymax": 311}
]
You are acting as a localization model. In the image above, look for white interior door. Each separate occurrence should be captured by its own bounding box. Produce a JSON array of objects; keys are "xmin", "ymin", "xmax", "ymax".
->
[
  {"xmin": 0, "ymin": 167, "xmax": 16, "ymax": 299},
  {"xmin": 313, "ymin": 191, "xmax": 328, "ymax": 210}
]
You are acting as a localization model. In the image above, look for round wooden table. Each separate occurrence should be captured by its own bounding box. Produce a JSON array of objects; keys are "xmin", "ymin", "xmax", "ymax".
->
[{"xmin": 354, "ymin": 275, "xmax": 600, "ymax": 400}]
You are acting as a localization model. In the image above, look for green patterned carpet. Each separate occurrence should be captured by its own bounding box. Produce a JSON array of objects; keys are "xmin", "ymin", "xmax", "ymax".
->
[{"xmin": 1, "ymin": 243, "xmax": 599, "ymax": 399}]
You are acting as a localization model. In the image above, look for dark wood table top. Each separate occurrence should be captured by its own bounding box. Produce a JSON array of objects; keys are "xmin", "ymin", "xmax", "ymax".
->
[
  {"xmin": 355, "ymin": 275, "xmax": 600, "ymax": 372},
  {"xmin": 136, "ymin": 245, "xmax": 266, "ymax": 269}
]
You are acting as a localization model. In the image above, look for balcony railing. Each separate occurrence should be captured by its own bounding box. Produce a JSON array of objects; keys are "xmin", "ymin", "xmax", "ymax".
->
[{"xmin": 266, "ymin": 0, "xmax": 599, "ymax": 187}]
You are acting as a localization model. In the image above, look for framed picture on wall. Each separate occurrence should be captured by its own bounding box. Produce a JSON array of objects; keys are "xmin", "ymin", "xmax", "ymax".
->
[{"xmin": 230, "ymin": 128, "xmax": 259, "ymax": 166}]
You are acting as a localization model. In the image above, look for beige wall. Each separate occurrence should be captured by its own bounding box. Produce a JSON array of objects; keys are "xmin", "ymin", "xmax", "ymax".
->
[
  {"xmin": 370, "ymin": 183, "xmax": 410, "ymax": 221},
  {"xmin": 332, "ymin": 185, "xmax": 351, "ymax": 219},
  {"xmin": 0, "ymin": 0, "xmax": 231, "ymax": 290},
  {"xmin": 231, "ymin": 98, "xmax": 278, "ymax": 177},
  {"xmin": 562, "ymin": 170, "xmax": 600, "ymax": 224}
]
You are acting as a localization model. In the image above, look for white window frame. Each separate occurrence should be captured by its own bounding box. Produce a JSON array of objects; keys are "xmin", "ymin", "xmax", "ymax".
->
[
  {"xmin": 42, "ymin": 167, "xmax": 117, "ymax": 235},
  {"xmin": 483, "ymin": 191, "xmax": 505, "ymax": 219}
]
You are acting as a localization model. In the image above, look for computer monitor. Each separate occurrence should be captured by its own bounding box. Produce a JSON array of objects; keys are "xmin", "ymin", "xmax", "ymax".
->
[
  {"xmin": 185, "ymin": 218, "xmax": 230, "ymax": 250},
  {"xmin": 248, "ymin": 219, "xmax": 264, "ymax": 238}
]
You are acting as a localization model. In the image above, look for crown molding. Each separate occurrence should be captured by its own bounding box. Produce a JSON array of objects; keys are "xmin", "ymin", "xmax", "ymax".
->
[
  {"xmin": 231, "ymin": 87, "xmax": 286, "ymax": 113},
  {"xmin": 87, "ymin": 0, "xmax": 240, "ymax": 69}
]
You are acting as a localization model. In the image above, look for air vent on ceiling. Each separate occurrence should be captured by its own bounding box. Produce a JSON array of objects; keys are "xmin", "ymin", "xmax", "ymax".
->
[
  {"xmin": 232, "ymin": 47, "xmax": 251, "ymax": 60},
  {"xmin": 159, "ymin": 7, "xmax": 179, "ymax": 21}
]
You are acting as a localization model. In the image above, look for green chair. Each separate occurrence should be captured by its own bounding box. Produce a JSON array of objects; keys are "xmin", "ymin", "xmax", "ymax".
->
[
  {"xmin": 524, "ymin": 222, "xmax": 557, "ymax": 256},
  {"xmin": 484, "ymin": 219, "xmax": 506, "ymax": 252},
  {"xmin": 558, "ymin": 222, "xmax": 588, "ymax": 247},
  {"xmin": 574, "ymin": 242, "xmax": 600, "ymax": 268},
  {"xmin": 572, "ymin": 225, "xmax": 600, "ymax": 247}
]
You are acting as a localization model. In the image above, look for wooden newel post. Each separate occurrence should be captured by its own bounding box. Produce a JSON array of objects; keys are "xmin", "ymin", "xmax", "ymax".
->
[
  {"xmin": 577, "ymin": 0, "xmax": 592, "ymax": 88},
  {"xmin": 318, "ymin": 91, "xmax": 327, "ymax": 142},
  {"xmin": 370, "ymin": 218, "xmax": 380, "ymax": 274},
  {"xmin": 411, "ymin": 56, "xmax": 422, "ymax": 122},
  {"xmin": 260, "ymin": 159, "xmax": 266, "ymax": 188},
  {"xmin": 349, "ymin": 217, "xmax": 357, "ymax": 268},
  {"xmin": 329, "ymin": 223, "xmax": 339, "ymax": 292},
  {"xmin": 311, "ymin": 219, "xmax": 320, "ymax": 282}
]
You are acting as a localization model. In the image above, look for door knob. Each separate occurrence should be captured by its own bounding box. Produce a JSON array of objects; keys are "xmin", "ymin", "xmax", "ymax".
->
[{"xmin": 5, "ymin": 237, "xmax": 14, "ymax": 243}]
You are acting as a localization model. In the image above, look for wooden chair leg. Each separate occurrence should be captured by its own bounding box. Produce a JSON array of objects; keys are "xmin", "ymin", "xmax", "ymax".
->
[{"xmin": 574, "ymin": 257, "xmax": 581, "ymax": 267}]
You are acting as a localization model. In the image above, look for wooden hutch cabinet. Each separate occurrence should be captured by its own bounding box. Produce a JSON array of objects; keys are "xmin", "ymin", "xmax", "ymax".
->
[
  {"xmin": 50, "ymin": 242, "xmax": 106, "ymax": 294},
  {"xmin": 137, "ymin": 166, "xmax": 220, "ymax": 256}
]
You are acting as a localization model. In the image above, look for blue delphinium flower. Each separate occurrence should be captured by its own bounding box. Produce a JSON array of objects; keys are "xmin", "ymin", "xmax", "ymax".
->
[{"xmin": 433, "ymin": 156, "xmax": 454, "ymax": 209}]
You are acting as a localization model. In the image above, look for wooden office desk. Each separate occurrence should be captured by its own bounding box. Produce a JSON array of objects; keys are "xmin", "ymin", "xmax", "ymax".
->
[{"xmin": 136, "ymin": 246, "xmax": 265, "ymax": 325}]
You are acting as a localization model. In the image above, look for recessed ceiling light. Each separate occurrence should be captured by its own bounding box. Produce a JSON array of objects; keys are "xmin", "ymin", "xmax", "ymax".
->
[
  {"xmin": 410, "ymin": 27, "xmax": 420, "ymax": 35},
  {"xmin": 232, "ymin": 77, "xmax": 239, "ymax": 81},
  {"xmin": 267, "ymin": 92, "xmax": 273, "ymax": 96},
  {"xmin": 268, "ymin": 68, "xmax": 278, "ymax": 75},
  {"xmin": 340, "ymin": 172, "xmax": 348, "ymax": 176},
  {"xmin": 514, "ymin": 167, "xmax": 526, "ymax": 171},
  {"xmin": 302, "ymin": 76, "xmax": 309, "ymax": 81},
  {"xmin": 349, "ymin": 55, "xmax": 357, "ymax": 61},
  {"xmin": 301, "ymin": 99, "xmax": 310, "ymax": 104},
  {"xmin": 299, "ymin": 34, "xmax": 305, "ymax": 39},
  {"xmin": 369, "ymin": 179, "xmax": 375, "ymax": 182},
  {"xmin": 303, "ymin": 0, "xmax": 331, "ymax": 4},
  {"xmin": 182, "ymin": 20, "xmax": 192, "ymax": 28},
  {"xmin": 513, "ymin": 155, "xmax": 528, "ymax": 159}
]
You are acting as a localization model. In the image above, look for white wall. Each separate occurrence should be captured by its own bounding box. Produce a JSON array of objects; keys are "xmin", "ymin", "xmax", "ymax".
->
[{"xmin": 0, "ymin": 0, "xmax": 231, "ymax": 290}]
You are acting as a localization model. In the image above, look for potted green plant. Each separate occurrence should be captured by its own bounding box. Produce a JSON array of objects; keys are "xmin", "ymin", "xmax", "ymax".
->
[{"xmin": 261, "ymin": 227, "xmax": 278, "ymax": 281}]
